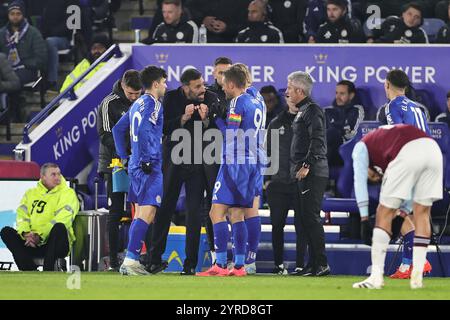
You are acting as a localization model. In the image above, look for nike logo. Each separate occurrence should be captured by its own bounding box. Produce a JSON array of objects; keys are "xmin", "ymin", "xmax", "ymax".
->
[{"xmin": 301, "ymin": 189, "xmax": 310, "ymax": 195}]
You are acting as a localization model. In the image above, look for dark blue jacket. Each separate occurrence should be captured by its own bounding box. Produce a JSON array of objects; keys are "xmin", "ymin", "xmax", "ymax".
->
[{"xmin": 325, "ymin": 101, "xmax": 364, "ymax": 141}]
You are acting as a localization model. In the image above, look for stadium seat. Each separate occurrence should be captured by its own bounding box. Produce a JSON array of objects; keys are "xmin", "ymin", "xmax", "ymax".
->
[
  {"xmin": 422, "ymin": 18, "xmax": 446, "ymax": 42},
  {"xmin": 354, "ymin": 87, "xmax": 375, "ymax": 120},
  {"xmin": 131, "ymin": 16, "xmax": 153, "ymax": 43},
  {"xmin": 415, "ymin": 89, "xmax": 440, "ymax": 120},
  {"xmin": 0, "ymin": 160, "xmax": 40, "ymax": 179}
]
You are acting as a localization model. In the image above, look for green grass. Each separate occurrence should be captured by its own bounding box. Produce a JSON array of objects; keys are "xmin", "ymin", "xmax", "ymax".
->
[{"xmin": 1, "ymin": 272, "xmax": 450, "ymax": 300}]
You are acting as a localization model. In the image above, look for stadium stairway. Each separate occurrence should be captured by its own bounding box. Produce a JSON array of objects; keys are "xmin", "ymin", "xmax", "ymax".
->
[{"xmin": 251, "ymin": 209, "xmax": 450, "ymax": 277}]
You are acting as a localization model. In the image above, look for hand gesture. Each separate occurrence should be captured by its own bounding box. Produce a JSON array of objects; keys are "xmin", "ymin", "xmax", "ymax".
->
[
  {"xmin": 203, "ymin": 16, "xmax": 216, "ymax": 31},
  {"xmin": 197, "ymin": 103, "xmax": 209, "ymax": 120},
  {"xmin": 296, "ymin": 167, "xmax": 309, "ymax": 180},
  {"xmin": 182, "ymin": 104, "xmax": 195, "ymax": 122}
]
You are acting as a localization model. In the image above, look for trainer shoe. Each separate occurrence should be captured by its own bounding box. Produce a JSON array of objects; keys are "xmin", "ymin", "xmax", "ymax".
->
[
  {"xmin": 290, "ymin": 266, "xmax": 313, "ymax": 276},
  {"xmin": 314, "ymin": 264, "xmax": 331, "ymax": 277},
  {"xmin": 147, "ymin": 260, "xmax": 168, "ymax": 274},
  {"xmin": 119, "ymin": 260, "xmax": 150, "ymax": 276},
  {"xmin": 410, "ymin": 269, "xmax": 423, "ymax": 289},
  {"xmin": 272, "ymin": 264, "xmax": 288, "ymax": 275},
  {"xmin": 352, "ymin": 276, "xmax": 384, "ymax": 289},
  {"xmin": 228, "ymin": 267, "xmax": 247, "ymax": 277},
  {"xmin": 244, "ymin": 262, "xmax": 257, "ymax": 274},
  {"xmin": 180, "ymin": 267, "xmax": 196, "ymax": 276},
  {"xmin": 390, "ymin": 260, "xmax": 432, "ymax": 279},
  {"xmin": 196, "ymin": 264, "xmax": 229, "ymax": 277}
]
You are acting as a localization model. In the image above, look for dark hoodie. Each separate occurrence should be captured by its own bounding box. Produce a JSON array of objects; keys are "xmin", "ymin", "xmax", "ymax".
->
[
  {"xmin": 150, "ymin": 14, "xmax": 199, "ymax": 43},
  {"xmin": 316, "ymin": 14, "xmax": 365, "ymax": 43},
  {"xmin": 97, "ymin": 80, "xmax": 133, "ymax": 173}
]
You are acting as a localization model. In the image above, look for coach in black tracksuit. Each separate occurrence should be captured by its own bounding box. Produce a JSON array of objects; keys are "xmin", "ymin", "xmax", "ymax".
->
[
  {"xmin": 265, "ymin": 103, "xmax": 309, "ymax": 274},
  {"xmin": 287, "ymin": 71, "xmax": 330, "ymax": 277},
  {"xmin": 148, "ymin": 69, "xmax": 220, "ymax": 275},
  {"xmin": 97, "ymin": 70, "xmax": 142, "ymax": 270}
]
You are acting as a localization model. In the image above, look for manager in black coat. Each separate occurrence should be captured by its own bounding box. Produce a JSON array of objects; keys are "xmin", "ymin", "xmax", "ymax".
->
[{"xmin": 148, "ymin": 68, "xmax": 220, "ymax": 275}]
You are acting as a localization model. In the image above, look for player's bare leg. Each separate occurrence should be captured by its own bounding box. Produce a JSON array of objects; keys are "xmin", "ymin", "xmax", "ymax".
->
[
  {"xmin": 410, "ymin": 202, "xmax": 432, "ymax": 289},
  {"xmin": 354, "ymin": 203, "xmax": 396, "ymax": 289}
]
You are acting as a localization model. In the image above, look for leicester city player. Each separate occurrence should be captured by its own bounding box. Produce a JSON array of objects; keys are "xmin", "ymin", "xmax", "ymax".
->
[
  {"xmin": 382, "ymin": 69, "xmax": 432, "ymax": 278},
  {"xmin": 197, "ymin": 65, "xmax": 262, "ymax": 277},
  {"xmin": 112, "ymin": 66, "xmax": 167, "ymax": 275}
]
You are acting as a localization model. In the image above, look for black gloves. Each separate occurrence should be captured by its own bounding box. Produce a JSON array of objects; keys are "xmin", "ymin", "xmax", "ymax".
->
[
  {"xmin": 141, "ymin": 162, "xmax": 153, "ymax": 174},
  {"xmin": 361, "ymin": 219, "xmax": 373, "ymax": 246}
]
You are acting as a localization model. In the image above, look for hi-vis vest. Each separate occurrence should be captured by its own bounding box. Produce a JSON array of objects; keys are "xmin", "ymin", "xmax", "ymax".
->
[{"xmin": 60, "ymin": 59, "xmax": 106, "ymax": 93}]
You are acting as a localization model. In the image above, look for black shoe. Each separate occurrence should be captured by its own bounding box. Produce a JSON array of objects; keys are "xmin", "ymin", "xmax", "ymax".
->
[
  {"xmin": 290, "ymin": 266, "xmax": 314, "ymax": 276},
  {"xmin": 314, "ymin": 264, "xmax": 331, "ymax": 277},
  {"xmin": 272, "ymin": 264, "xmax": 288, "ymax": 275},
  {"xmin": 107, "ymin": 266, "xmax": 119, "ymax": 272},
  {"xmin": 180, "ymin": 267, "xmax": 196, "ymax": 275},
  {"xmin": 147, "ymin": 260, "xmax": 168, "ymax": 274}
]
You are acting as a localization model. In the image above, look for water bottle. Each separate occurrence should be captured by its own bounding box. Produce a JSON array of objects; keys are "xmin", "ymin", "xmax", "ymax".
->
[{"xmin": 199, "ymin": 24, "xmax": 207, "ymax": 44}]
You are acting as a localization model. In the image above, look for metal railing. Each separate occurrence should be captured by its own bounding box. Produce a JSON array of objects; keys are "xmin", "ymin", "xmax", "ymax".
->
[{"xmin": 22, "ymin": 44, "xmax": 123, "ymax": 144}]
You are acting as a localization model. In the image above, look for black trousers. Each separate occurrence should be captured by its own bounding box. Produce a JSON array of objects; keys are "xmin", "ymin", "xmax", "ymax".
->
[
  {"xmin": 203, "ymin": 164, "xmax": 220, "ymax": 252},
  {"xmin": 0, "ymin": 223, "xmax": 69, "ymax": 271},
  {"xmin": 103, "ymin": 172, "xmax": 126, "ymax": 266},
  {"xmin": 267, "ymin": 181, "xmax": 308, "ymax": 267},
  {"xmin": 326, "ymin": 127, "xmax": 344, "ymax": 167},
  {"xmin": 150, "ymin": 164, "xmax": 206, "ymax": 269},
  {"xmin": 295, "ymin": 175, "xmax": 328, "ymax": 269}
]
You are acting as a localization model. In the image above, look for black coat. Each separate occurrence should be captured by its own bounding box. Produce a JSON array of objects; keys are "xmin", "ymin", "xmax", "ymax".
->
[
  {"xmin": 268, "ymin": 0, "xmax": 307, "ymax": 43},
  {"xmin": 97, "ymin": 80, "xmax": 132, "ymax": 173},
  {"xmin": 236, "ymin": 21, "xmax": 284, "ymax": 43},
  {"xmin": 186, "ymin": 0, "xmax": 251, "ymax": 42},
  {"xmin": 41, "ymin": 0, "xmax": 77, "ymax": 39},
  {"xmin": 316, "ymin": 16, "xmax": 365, "ymax": 43},
  {"xmin": 374, "ymin": 16, "xmax": 428, "ymax": 43},
  {"xmin": 266, "ymin": 110, "xmax": 297, "ymax": 184},
  {"xmin": 151, "ymin": 15, "xmax": 199, "ymax": 43},
  {"xmin": 437, "ymin": 24, "xmax": 450, "ymax": 44},
  {"xmin": 163, "ymin": 87, "xmax": 220, "ymax": 169},
  {"xmin": 290, "ymin": 97, "xmax": 328, "ymax": 178}
]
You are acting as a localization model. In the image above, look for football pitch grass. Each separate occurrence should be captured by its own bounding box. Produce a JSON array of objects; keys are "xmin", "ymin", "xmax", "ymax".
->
[{"xmin": 1, "ymin": 272, "xmax": 450, "ymax": 300}]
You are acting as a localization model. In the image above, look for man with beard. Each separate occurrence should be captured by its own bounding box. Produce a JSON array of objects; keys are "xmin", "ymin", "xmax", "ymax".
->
[
  {"xmin": 97, "ymin": 70, "xmax": 142, "ymax": 271},
  {"xmin": 0, "ymin": 0, "xmax": 47, "ymax": 121},
  {"xmin": 60, "ymin": 34, "xmax": 111, "ymax": 93},
  {"xmin": 313, "ymin": 0, "xmax": 364, "ymax": 43},
  {"xmin": 148, "ymin": 68, "xmax": 220, "ymax": 275},
  {"xmin": 236, "ymin": 0, "xmax": 284, "ymax": 43}
]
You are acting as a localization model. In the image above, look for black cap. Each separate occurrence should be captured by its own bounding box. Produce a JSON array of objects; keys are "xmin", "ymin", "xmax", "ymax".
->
[{"xmin": 8, "ymin": 0, "xmax": 25, "ymax": 15}]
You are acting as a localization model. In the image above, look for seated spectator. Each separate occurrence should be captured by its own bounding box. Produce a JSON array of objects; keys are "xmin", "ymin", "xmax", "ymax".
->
[
  {"xmin": 60, "ymin": 33, "xmax": 110, "ymax": 93},
  {"xmin": 313, "ymin": 0, "xmax": 365, "ymax": 43},
  {"xmin": 436, "ymin": 1, "xmax": 450, "ymax": 43},
  {"xmin": 147, "ymin": 0, "xmax": 198, "ymax": 44},
  {"xmin": 268, "ymin": 0, "xmax": 307, "ymax": 43},
  {"xmin": 435, "ymin": 0, "xmax": 450, "ymax": 22},
  {"xmin": 0, "ymin": 1, "xmax": 48, "ymax": 122},
  {"xmin": 0, "ymin": 163, "xmax": 79, "ymax": 271},
  {"xmin": 260, "ymin": 85, "xmax": 286, "ymax": 127},
  {"xmin": 236, "ymin": 0, "xmax": 284, "ymax": 43},
  {"xmin": 304, "ymin": 0, "xmax": 326, "ymax": 43},
  {"xmin": 365, "ymin": 0, "xmax": 438, "ymax": 18},
  {"xmin": 435, "ymin": 91, "xmax": 450, "ymax": 127},
  {"xmin": 186, "ymin": 0, "xmax": 251, "ymax": 42},
  {"xmin": 325, "ymin": 80, "xmax": 364, "ymax": 166},
  {"xmin": 370, "ymin": 2, "xmax": 428, "ymax": 43},
  {"xmin": 42, "ymin": 0, "xmax": 76, "ymax": 91},
  {"xmin": 0, "ymin": 52, "xmax": 20, "ymax": 97}
]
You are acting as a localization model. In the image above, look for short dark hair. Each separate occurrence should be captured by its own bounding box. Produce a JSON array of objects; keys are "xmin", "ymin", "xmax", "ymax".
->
[
  {"xmin": 180, "ymin": 68, "xmax": 202, "ymax": 86},
  {"xmin": 214, "ymin": 57, "xmax": 233, "ymax": 66},
  {"xmin": 223, "ymin": 65, "xmax": 247, "ymax": 89},
  {"xmin": 386, "ymin": 69, "xmax": 410, "ymax": 90},
  {"xmin": 447, "ymin": 90, "xmax": 450, "ymax": 99},
  {"xmin": 122, "ymin": 70, "xmax": 142, "ymax": 91},
  {"xmin": 162, "ymin": 0, "xmax": 181, "ymax": 6},
  {"xmin": 337, "ymin": 80, "xmax": 356, "ymax": 94},
  {"xmin": 326, "ymin": 0, "xmax": 347, "ymax": 9},
  {"xmin": 40, "ymin": 163, "xmax": 59, "ymax": 176},
  {"xmin": 403, "ymin": 2, "xmax": 423, "ymax": 15},
  {"xmin": 260, "ymin": 85, "xmax": 278, "ymax": 96},
  {"xmin": 140, "ymin": 65, "xmax": 167, "ymax": 89}
]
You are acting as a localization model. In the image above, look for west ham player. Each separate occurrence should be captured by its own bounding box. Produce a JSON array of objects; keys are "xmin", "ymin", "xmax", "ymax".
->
[
  {"xmin": 352, "ymin": 124, "xmax": 442, "ymax": 289},
  {"xmin": 197, "ymin": 65, "xmax": 262, "ymax": 277},
  {"xmin": 112, "ymin": 66, "xmax": 167, "ymax": 275},
  {"xmin": 383, "ymin": 69, "xmax": 431, "ymax": 278}
]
